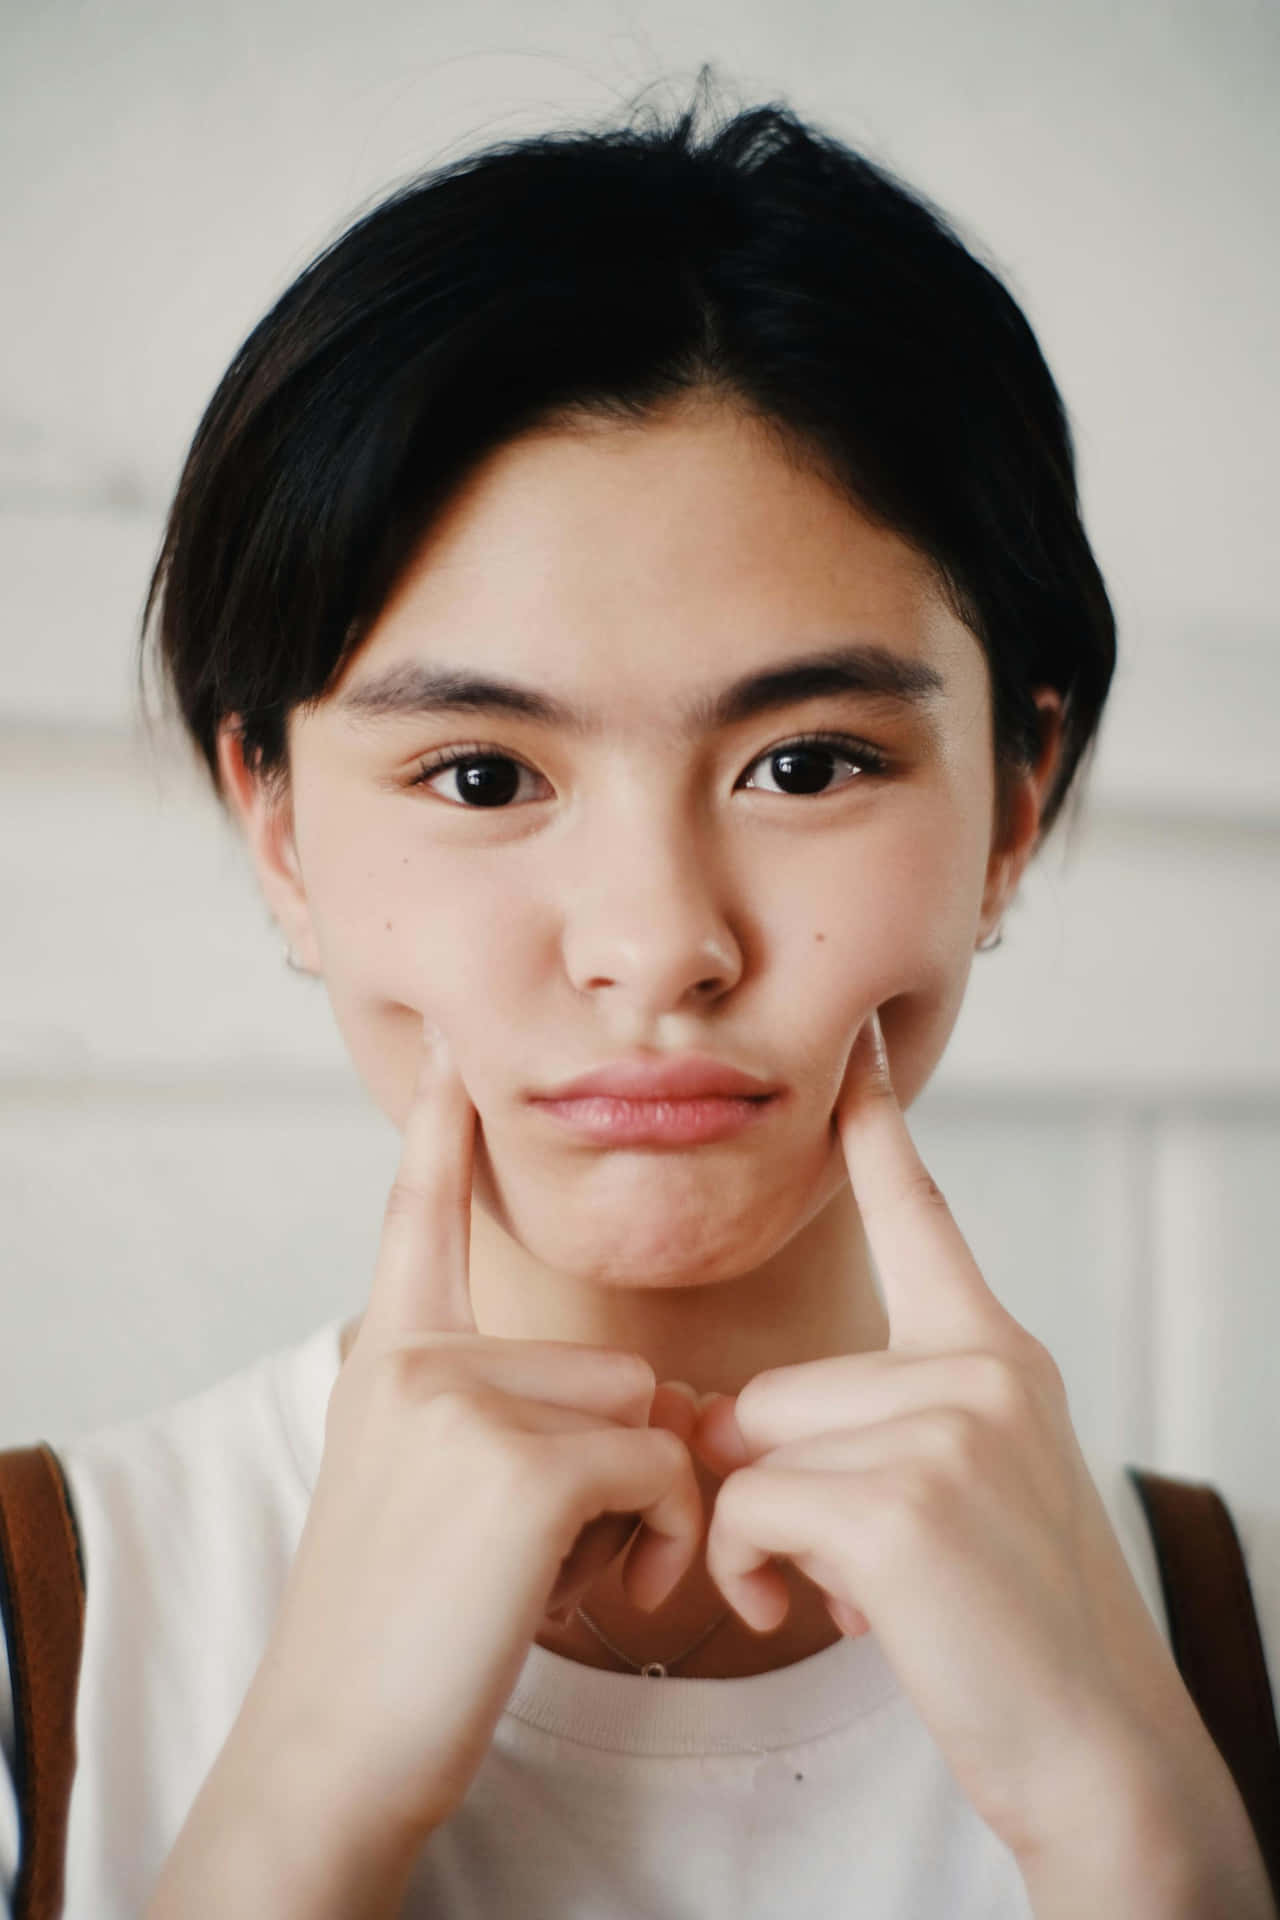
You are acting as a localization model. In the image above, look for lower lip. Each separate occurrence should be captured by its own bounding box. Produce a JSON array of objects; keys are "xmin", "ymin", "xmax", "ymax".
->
[{"xmin": 530, "ymin": 1093, "xmax": 780, "ymax": 1145}]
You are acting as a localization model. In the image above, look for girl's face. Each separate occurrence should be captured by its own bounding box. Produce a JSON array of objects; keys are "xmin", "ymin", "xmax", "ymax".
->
[{"xmin": 226, "ymin": 401, "xmax": 1056, "ymax": 1290}]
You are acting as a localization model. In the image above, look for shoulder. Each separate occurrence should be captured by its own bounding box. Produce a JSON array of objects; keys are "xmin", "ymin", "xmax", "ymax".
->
[
  {"xmin": 63, "ymin": 1314, "xmax": 341, "ymax": 1520},
  {"xmin": 55, "ymin": 1313, "xmax": 342, "ymax": 1648},
  {"xmin": 0, "ymin": 1318, "xmax": 343, "ymax": 1902}
]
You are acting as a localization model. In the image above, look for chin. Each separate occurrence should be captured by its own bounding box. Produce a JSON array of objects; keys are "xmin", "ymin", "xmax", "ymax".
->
[
  {"xmin": 502, "ymin": 1226, "xmax": 779, "ymax": 1291},
  {"xmin": 474, "ymin": 1125, "xmax": 845, "ymax": 1288}
]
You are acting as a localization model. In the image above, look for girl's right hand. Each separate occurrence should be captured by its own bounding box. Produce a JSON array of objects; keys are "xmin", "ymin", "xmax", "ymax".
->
[{"xmin": 240, "ymin": 1019, "xmax": 705, "ymax": 1858}]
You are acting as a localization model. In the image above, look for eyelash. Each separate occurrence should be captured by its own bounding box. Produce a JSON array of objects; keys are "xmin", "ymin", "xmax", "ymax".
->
[{"xmin": 407, "ymin": 731, "xmax": 891, "ymax": 808}]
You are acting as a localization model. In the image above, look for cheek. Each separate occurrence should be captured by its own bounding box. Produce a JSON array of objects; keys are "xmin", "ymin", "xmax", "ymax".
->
[
  {"xmin": 296, "ymin": 815, "xmax": 524, "ymax": 1119},
  {"xmin": 777, "ymin": 803, "xmax": 984, "ymax": 987},
  {"xmin": 304, "ymin": 813, "xmax": 507, "ymax": 996},
  {"xmin": 773, "ymin": 810, "xmax": 986, "ymax": 1106}
]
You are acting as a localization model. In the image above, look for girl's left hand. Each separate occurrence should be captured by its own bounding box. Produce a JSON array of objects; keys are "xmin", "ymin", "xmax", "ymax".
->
[{"xmin": 692, "ymin": 1011, "xmax": 1259, "ymax": 1889}]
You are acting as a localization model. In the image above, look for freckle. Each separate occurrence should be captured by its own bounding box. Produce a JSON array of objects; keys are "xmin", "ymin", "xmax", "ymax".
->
[
  {"xmin": 385, "ymin": 921, "xmax": 392, "ymax": 932},
  {"xmin": 815, "ymin": 932, "xmax": 826, "ymax": 943}
]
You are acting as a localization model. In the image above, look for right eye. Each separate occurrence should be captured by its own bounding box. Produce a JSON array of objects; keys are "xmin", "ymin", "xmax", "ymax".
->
[{"xmin": 409, "ymin": 747, "xmax": 547, "ymax": 809}]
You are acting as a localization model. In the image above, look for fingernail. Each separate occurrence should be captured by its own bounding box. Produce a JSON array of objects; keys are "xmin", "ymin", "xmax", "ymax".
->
[
  {"xmin": 699, "ymin": 1395, "xmax": 750, "ymax": 1468},
  {"xmin": 415, "ymin": 1024, "xmax": 449, "ymax": 1088},
  {"xmin": 719, "ymin": 1408, "xmax": 750, "ymax": 1467},
  {"xmin": 664, "ymin": 1380, "xmax": 700, "ymax": 1405},
  {"xmin": 863, "ymin": 1010, "xmax": 890, "ymax": 1082}
]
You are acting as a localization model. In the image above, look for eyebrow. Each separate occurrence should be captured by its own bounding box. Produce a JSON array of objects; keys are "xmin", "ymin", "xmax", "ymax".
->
[{"xmin": 338, "ymin": 643, "xmax": 947, "ymax": 736}]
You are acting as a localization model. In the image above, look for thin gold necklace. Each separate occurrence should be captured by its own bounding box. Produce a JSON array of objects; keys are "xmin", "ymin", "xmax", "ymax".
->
[{"xmin": 574, "ymin": 1603, "xmax": 734, "ymax": 1678}]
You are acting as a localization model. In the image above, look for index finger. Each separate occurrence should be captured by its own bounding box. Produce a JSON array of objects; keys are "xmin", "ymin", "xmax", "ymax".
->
[
  {"xmin": 835, "ymin": 1010, "xmax": 1016, "ymax": 1353},
  {"xmin": 360, "ymin": 1020, "xmax": 478, "ymax": 1344}
]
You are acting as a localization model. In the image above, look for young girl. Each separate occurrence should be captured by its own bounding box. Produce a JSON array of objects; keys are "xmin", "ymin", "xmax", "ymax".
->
[{"xmin": 3, "ymin": 86, "xmax": 1276, "ymax": 1919}]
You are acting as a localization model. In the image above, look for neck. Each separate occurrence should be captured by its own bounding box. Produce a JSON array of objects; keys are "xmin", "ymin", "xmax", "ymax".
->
[{"xmin": 464, "ymin": 1177, "xmax": 886, "ymax": 1398}]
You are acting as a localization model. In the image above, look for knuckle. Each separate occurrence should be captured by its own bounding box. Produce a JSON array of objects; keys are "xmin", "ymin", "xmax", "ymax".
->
[
  {"xmin": 854, "ymin": 1470, "xmax": 931, "ymax": 1562},
  {"xmin": 421, "ymin": 1379, "xmax": 488, "ymax": 1439},
  {"xmin": 884, "ymin": 1462, "xmax": 949, "ymax": 1541},
  {"xmin": 1026, "ymin": 1333, "xmax": 1069, "ymax": 1402},
  {"xmin": 923, "ymin": 1405, "xmax": 986, "ymax": 1472},
  {"xmin": 422, "ymin": 1380, "xmax": 537, "ymax": 1481},
  {"xmin": 970, "ymin": 1350, "xmax": 1035, "ymax": 1428},
  {"xmin": 325, "ymin": 1345, "xmax": 468, "ymax": 1453},
  {"xmin": 1008, "ymin": 1329, "xmax": 1070, "ymax": 1414},
  {"xmin": 372, "ymin": 1342, "xmax": 457, "ymax": 1413},
  {"xmin": 443, "ymin": 1397, "xmax": 546, "ymax": 1501}
]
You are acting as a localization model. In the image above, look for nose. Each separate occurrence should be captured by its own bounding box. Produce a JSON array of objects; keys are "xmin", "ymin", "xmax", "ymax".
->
[{"xmin": 560, "ymin": 804, "xmax": 744, "ymax": 1015}]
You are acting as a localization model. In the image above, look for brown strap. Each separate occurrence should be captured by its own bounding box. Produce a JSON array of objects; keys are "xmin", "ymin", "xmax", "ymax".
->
[
  {"xmin": 0, "ymin": 1443, "xmax": 87, "ymax": 1920},
  {"xmin": 1129, "ymin": 1465, "xmax": 1280, "ymax": 1902}
]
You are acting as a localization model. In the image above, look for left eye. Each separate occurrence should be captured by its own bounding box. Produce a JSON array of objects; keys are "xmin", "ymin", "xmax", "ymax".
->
[
  {"xmin": 740, "ymin": 734, "xmax": 888, "ymax": 796},
  {"xmin": 409, "ymin": 733, "xmax": 888, "ymax": 809}
]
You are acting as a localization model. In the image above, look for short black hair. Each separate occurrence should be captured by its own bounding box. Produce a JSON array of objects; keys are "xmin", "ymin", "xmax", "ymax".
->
[{"xmin": 142, "ymin": 74, "xmax": 1116, "ymax": 847}]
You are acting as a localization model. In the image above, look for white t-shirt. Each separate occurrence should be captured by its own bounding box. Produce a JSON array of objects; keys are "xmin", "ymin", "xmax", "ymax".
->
[{"xmin": 3, "ymin": 1318, "xmax": 1278, "ymax": 1919}]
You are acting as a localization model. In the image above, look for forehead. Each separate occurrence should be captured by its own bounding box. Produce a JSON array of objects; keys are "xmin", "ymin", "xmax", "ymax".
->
[{"xmin": 332, "ymin": 403, "xmax": 987, "ymax": 728}]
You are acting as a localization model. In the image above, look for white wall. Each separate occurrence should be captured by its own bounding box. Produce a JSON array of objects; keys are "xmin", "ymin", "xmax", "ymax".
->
[{"xmin": 1, "ymin": 3, "xmax": 1277, "ymax": 1534}]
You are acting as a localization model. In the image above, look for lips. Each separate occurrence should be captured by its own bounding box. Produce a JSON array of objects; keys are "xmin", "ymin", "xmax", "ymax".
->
[{"xmin": 533, "ymin": 1054, "xmax": 778, "ymax": 1103}]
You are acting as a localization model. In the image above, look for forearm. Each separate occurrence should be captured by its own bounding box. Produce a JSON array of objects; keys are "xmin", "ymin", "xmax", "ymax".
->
[
  {"xmin": 1019, "ymin": 1735, "xmax": 1276, "ymax": 1920},
  {"xmin": 1023, "ymin": 1827, "xmax": 1274, "ymax": 1920},
  {"xmin": 144, "ymin": 1716, "xmax": 426, "ymax": 1920}
]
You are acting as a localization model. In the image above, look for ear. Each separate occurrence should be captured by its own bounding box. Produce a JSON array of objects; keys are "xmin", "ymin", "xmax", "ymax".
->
[
  {"xmin": 976, "ymin": 688, "xmax": 1065, "ymax": 949},
  {"xmin": 216, "ymin": 720, "xmax": 320, "ymax": 973}
]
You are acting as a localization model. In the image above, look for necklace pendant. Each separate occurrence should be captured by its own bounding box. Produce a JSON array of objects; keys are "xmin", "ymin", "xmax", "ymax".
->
[{"xmin": 640, "ymin": 1660, "xmax": 668, "ymax": 1678}]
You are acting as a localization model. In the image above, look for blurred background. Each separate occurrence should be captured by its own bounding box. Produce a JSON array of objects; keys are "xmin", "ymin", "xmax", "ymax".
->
[{"xmin": 1, "ymin": 4, "xmax": 1276, "ymax": 1533}]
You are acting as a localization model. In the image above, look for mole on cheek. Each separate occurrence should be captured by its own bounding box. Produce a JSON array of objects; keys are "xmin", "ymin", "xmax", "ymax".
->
[{"xmin": 815, "ymin": 932, "xmax": 826, "ymax": 943}]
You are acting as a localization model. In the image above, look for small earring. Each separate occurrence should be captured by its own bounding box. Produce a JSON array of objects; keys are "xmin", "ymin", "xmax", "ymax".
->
[
  {"xmin": 977, "ymin": 926, "xmax": 1004, "ymax": 954},
  {"xmin": 284, "ymin": 944, "xmax": 308, "ymax": 974}
]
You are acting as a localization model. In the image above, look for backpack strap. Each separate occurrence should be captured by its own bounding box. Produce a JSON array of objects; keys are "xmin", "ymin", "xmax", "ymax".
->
[
  {"xmin": 1128, "ymin": 1465, "xmax": 1280, "ymax": 1901},
  {"xmin": 0, "ymin": 1443, "xmax": 87, "ymax": 1920}
]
